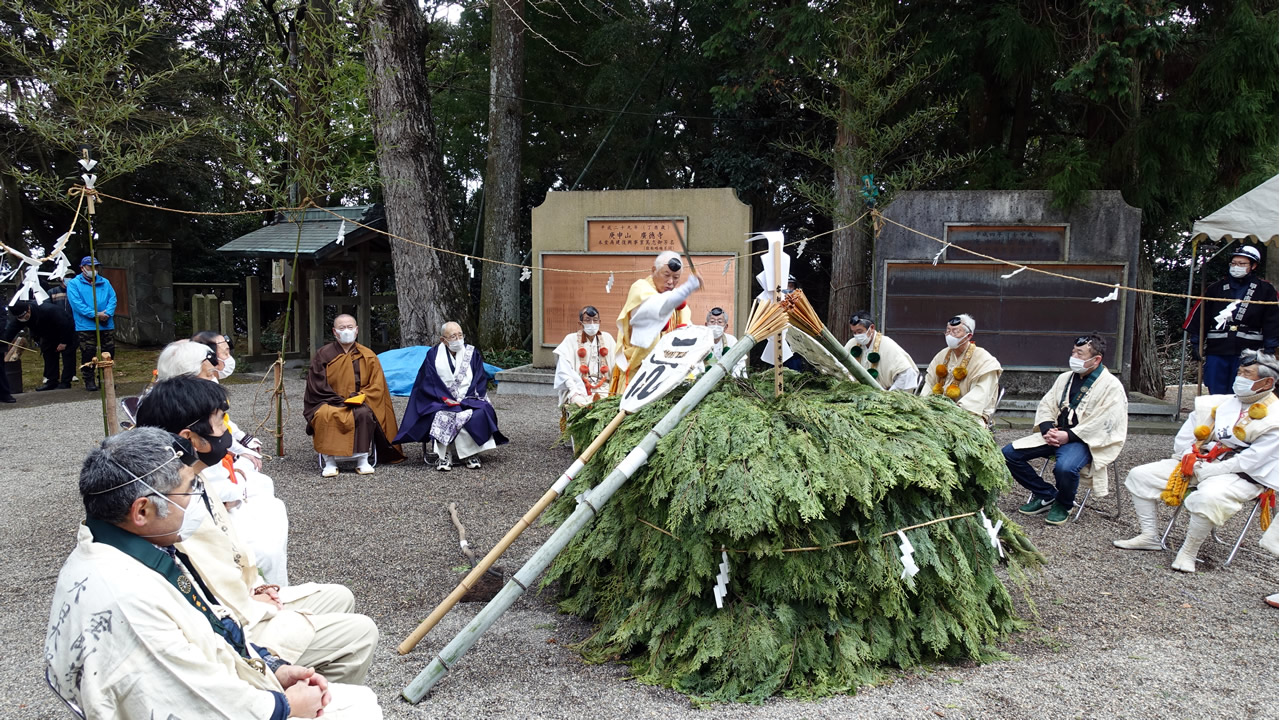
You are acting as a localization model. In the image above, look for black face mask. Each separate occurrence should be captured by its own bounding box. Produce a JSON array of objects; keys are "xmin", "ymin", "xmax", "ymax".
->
[{"xmin": 195, "ymin": 430, "xmax": 233, "ymax": 467}]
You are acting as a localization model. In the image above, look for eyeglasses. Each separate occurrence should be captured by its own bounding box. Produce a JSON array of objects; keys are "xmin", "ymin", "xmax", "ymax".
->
[{"xmin": 166, "ymin": 476, "xmax": 205, "ymax": 497}]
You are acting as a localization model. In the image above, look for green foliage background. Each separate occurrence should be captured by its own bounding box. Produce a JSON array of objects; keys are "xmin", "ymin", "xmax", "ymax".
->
[{"xmin": 544, "ymin": 372, "xmax": 1044, "ymax": 704}]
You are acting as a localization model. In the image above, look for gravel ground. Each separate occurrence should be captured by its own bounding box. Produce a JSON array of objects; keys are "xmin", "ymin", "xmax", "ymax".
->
[{"xmin": 1, "ymin": 378, "xmax": 1276, "ymax": 719}]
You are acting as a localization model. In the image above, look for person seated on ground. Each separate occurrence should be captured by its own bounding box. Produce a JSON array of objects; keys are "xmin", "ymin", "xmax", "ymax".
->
[
  {"xmin": 303, "ymin": 314, "xmax": 404, "ymax": 478},
  {"xmin": 701, "ymin": 307, "xmax": 747, "ymax": 378},
  {"xmin": 135, "ymin": 376, "xmax": 379, "ymax": 684},
  {"xmin": 155, "ymin": 342, "xmax": 290, "ymax": 584},
  {"xmin": 1113, "ymin": 350, "xmax": 1278, "ymax": 572},
  {"xmin": 1003, "ymin": 334, "xmax": 1129, "ymax": 525},
  {"xmin": 843, "ymin": 310, "xmax": 918, "ymax": 391},
  {"xmin": 919, "ymin": 313, "xmax": 1002, "ymax": 425},
  {"xmin": 395, "ymin": 321, "xmax": 507, "ymax": 471},
  {"xmin": 554, "ymin": 305, "xmax": 615, "ymax": 409},
  {"xmin": 611, "ymin": 250, "xmax": 702, "ymax": 393},
  {"xmin": 45, "ymin": 427, "xmax": 382, "ymax": 719},
  {"xmin": 193, "ymin": 329, "xmax": 238, "ymax": 381},
  {"xmin": 5, "ymin": 299, "xmax": 77, "ymax": 391}
]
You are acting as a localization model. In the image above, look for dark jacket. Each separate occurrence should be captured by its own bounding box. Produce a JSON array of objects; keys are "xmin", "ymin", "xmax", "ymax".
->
[
  {"xmin": 1188, "ymin": 273, "xmax": 1279, "ymax": 356},
  {"xmin": 4, "ymin": 302, "xmax": 78, "ymax": 348}
]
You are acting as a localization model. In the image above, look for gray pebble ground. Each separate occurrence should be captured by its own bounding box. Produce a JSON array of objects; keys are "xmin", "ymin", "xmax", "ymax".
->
[{"xmin": 1, "ymin": 378, "xmax": 1276, "ymax": 719}]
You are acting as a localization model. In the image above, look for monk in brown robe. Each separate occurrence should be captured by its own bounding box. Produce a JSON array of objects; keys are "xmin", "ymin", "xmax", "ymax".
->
[{"xmin": 303, "ymin": 314, "xmax": 404, "ymax": 476}]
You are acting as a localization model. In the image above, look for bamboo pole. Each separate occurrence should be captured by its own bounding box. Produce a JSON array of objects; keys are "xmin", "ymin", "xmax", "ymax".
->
[
  {"xmin": 397, "ymin": 408, "xmax": 628, "ymax": 654},
  {"xmin": 402, "ymin": 302, "xmax": 787, "ymax": 702},
  {"xmin": 783, "ymin": 290, "xmax": 882, "ymax": 390},
  {"xmin": 274, "ymin": 359, "xmax": 285, "ymax": 457}
]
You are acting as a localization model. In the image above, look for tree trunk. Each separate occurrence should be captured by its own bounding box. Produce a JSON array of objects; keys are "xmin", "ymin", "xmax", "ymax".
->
[
  {"xmin": 827, "ymin": 86, "xmax": 869, "ymax": 340},
  {"xmin": 1130, "ymin": 247, "xmax": 1165, "ymax": 397},
  {"xmin": 477, "ymin": 0, "xmax": 525, "ymax": 351},
  {"xmin": 361, "ymin": 0, "xmax": 470, "ymax": 344}
]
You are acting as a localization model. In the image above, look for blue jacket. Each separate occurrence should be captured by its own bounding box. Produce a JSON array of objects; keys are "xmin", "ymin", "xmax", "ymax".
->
[{"xmin": 66, "ymin": 274, "xmax": 117, "ymax": 331}]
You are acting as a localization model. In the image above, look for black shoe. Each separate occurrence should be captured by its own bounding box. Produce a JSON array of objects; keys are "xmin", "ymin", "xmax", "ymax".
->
[
  {"xmin": 57, "ymin": 382, "xmax": 72, "ymax": 389},
  {"xmin": 35, "ymin": 382, "xmax": 58, "ymax": 392},
  {"xmin": 84, "ymin": 381, "xmax": 99, "ymax": 391},
  {"xmin": 0, "ymin": 395, "xmax": 15, "ymax": 404}
]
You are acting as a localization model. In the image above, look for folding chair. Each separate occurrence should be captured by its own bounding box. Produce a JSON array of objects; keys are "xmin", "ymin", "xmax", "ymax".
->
[
  {"xmin": 986, "ymin": 387, "xmax": 1006, "ymax": 432},
  {"xmin": 1027, "ymin": 458, "xmax": 1121, "ymax": 522},
  {"xmin": 46, "ymin": 667, "xmax": 85, "ymax": 719},
  {"xmin": 1160, "ymin": 490, "xmax": 1267, "ymax": 567},
  {"xmin": 317, "ymin": 442, "xmax": 378, "ymax": 472}
]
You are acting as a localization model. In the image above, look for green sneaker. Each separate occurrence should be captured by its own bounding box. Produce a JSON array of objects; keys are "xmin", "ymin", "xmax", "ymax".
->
[
  {"xmin": 1019, "ymin": 497, "xmax": 1054, "ymax": 515},
  {"xmin": 1045, "ymin": 503, "xmax": 1071, "ymax": 525}
]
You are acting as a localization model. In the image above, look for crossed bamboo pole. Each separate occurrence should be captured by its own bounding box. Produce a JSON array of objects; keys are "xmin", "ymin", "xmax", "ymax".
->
[
  {"xmin": 402, "ymin": 300, "xmax": 788, "ymax": 701},
  {"xmin": 783, "ymin": 290, "xmax": 882, "ymax": 390}
]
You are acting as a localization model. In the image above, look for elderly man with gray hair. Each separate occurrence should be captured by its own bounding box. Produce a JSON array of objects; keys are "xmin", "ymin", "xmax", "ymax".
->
[
  {"xmin": 45, "ymin": 427, "xmax": 382, "ymax": 719},
  {"xmin": 919, "ymin": 313, "xmax": 1003, "ymax": 425},
  {"xmin": 611, "ymin": 249, "xmax": 702, "ymax": 393},
  {"xmin": 1115, "ymin": 350, "xmax": 1279, "ymax": 580},
  {"xmin": 395, "ymin": 321, "xmax": 507, "ymax": 471}
]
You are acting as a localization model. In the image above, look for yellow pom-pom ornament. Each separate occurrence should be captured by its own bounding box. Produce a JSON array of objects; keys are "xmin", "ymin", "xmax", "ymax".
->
[
  {"xmin": 945, "ymin": 385, "xmax": 962, "ymax": 400},
  {"xmin": 932, "ymin": 382, "xmax": 944, "ymax": 395},
  {"xmin": 1193, "ymin": 425, "xmax": 1212, "ymax": 441},
  {"xmin": 1233, "ymin": 426, "xmax": 1247, "ymax": 441},
  {"xmin": 1249, "ymin": 403, "xmax": 1267, "ymax": 420},
  {"xmin": 952, "ymin": 367, "xmax": 967, "ymax": 381},
  {"xmin": 935, "ymin": 364, "xmax": 948, "ymax": 379}
]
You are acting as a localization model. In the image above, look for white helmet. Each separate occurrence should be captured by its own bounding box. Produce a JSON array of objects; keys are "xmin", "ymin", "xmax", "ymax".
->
[{"xmin": 1232, "ymin": 245, "xmax": 1262, "ymax": 264}]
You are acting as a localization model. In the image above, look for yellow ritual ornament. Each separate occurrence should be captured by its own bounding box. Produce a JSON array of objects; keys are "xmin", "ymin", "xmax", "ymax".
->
[
  {"xmin": 934, "ymin": 363, "xmax": 948, "ymax": 378},
  {"xmin": 945, "ymin": 385, "xmax": 962, "ymax": 400},
  {"xmin": 1193, "ymin": 425, "xmax": 1212, "ymax": 441},
  {"xmin": 1233, "ymin": 426, "xmax": 1247, "ymax": 441},
  {"xmin": 1249, "ymin": 403, "xmax": 1267, "ymax": 419},
  {"xmin": 952, "ymin": 366, "xmax": 968, "ymax": 381},
  {"xmin": 932, "ymin": 382, "xmax": 944, "ymax": 395}
]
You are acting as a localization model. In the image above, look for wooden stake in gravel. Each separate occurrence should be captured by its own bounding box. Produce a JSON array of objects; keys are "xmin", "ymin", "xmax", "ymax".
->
[
  {"xmin": 401, "ymin": 300, "xmax": 788, "ymax": 701},
  {"xmin": 783, "ymin": 289, "xmax": 882, "ymax": 390}
]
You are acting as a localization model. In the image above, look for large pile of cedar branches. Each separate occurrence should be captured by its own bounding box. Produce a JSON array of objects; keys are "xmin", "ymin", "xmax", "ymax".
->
[{"xmin": 545, "ymin": 371, "xmax": 1043, "ymax": 705}]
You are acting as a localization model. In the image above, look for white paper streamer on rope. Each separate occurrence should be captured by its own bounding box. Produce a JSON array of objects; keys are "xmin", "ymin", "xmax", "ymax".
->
[
  {"xmin": 1213, "ymin": 300, "xmax": 1239, "ymax": 330},
  {"xmin": 896, "ymin": 530, "xmax": 919, "ymax": 580},
  {"xmin": 1091, "ymin": 284, "xmax": 1120, "ymax": 303},
  {"xmin": 464, "ymin": 256, "xmax": 475, "ymax": 279},
  {"xmin": 979, "ymin": 510, "xmax": 1004, "ymax": 558},
  {"xmin": 712, "ymin": 550, "xmax": 731, "ymax": 609},
  {"xmin": 519, "ymin": 267, "xmax": 531, "ymax": 282},
  {"xmin": 1000, "ymin": 266, "xmax": 1027, "ymax": 279},
  {"xmin": 722, "ymin": 257, "xmax": 733, "ymax": 276},
  {"xmin": 605, "ymin": 271, "xmax": 615, "ymax": 294},
  {"xmin": 796, "ymin": 239, "xmax": 807, "ymax": 258},
  {"xmin": 77, "ymin": 157, "xmax": 98, "ymax": 172},
  {"xmin": 336, "ymin": 219, "xmax": 347, "ymax": 245}
]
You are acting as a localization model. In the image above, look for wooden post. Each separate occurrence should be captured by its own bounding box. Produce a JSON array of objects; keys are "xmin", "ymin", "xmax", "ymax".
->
[
  {"xmin": 308, "ymin": 273, "xmax": 324, "ymax": 354},
  {"xmin": 101, "ymin": 352, "xmax": 119, "ymax": 435},
  {"xmin": 245, "ymin": 276, "xmax": 262, "ymax": 357},
  {"xmin": 219, "ymin": 300, "xmax": 234, "ymax": 341},
  {"xmin": 357, "ymin": 245, "xmax": 372, "ymax": 346}
]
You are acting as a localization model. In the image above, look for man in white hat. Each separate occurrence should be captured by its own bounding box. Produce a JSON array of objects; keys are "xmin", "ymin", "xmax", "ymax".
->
[{"xmin": 1186, "ymin": 244, "xmax": 1278, "ymax": 394}]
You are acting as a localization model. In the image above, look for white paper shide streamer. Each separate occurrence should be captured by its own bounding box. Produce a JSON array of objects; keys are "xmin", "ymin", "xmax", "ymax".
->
[
  {"xmin": 896, "ymin": 530, "xmax": 919, "ymax": 580},
  {"xmin": 1213, "ymin": 301, "xmax": 1239, "ymax": 330},
  {"xmin": 605, "ymin": 271, "xmax": 615, "ymax": 294},
  {"xmin": 336, "ymin": 219, "xmax": 347, "ymax": 245},
  {"xmin": 519, "ymin": 267, "xmax": 532, "ymax": 282},
  {"xmin": 1000, "ymin": 266, "xmax": 1026, "ymax": 279},
  {"xmin": 1091, "ymin": 284, "xmax": 1120, "ymax": 303},
  {"xmin": 979, "ymin": 510, "xmax": 1004, "ymax": 558},
  {"xmin": 712, "ymin": 550, "xmax": 731, "ymax": 609},
  {"xmin": 464, "ymin": 256, "xmax": 475, "ymax": 279}
]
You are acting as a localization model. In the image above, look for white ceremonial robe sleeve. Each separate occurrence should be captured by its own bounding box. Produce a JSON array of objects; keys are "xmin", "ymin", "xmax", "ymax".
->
[
  {"xmin": 958, "ymin": 370, "xmax": 998, "ymax": 418},
  {"xmin": 553, "ymin": 349, "xmax": 588, "ymax": 404},
  {"xmin": 888, "ymin": 366, "xmax": 919, "ymax": 392}
]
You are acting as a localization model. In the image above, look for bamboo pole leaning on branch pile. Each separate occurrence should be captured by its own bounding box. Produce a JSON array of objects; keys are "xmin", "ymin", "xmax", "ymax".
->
[
  {"xmin": 401, "ymin": 299, "xmax": 790, "ymax": 702},
  {"xmin": 783, "ymin": 290, "xmax": 882, "ymax": 390}
]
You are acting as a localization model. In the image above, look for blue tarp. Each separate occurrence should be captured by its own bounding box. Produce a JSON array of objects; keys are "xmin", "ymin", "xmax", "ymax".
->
[{"xmin": 377, "ymin": 345, "xmax": 503, "ymax": 397}]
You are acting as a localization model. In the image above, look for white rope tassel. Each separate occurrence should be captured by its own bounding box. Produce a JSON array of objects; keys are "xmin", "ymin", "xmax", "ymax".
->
[
  {"xmin": 897, "ymin": 530, "xmax": 919, "ymax": 580},
  {"xmin": 712, "ymin": 550, "xmax": 730, "ymax": 609},
  {"xmin": 979, "ymin": 510, "xmax": 1004, "ymax": 558}
]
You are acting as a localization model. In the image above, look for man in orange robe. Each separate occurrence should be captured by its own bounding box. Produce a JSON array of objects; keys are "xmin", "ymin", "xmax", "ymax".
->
[
  {"xmin": 610, "ymin": 250, "xmax": 701, "ymax": 393},
  {"xmin": 303, "ymin": 314, "xmax": 404, "ymax": 476}
]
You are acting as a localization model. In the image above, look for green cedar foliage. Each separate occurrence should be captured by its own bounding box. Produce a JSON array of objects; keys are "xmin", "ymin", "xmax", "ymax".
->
[{"xmin": 545, "ymin": 372, "xmax": 1043, "ymax": 705}]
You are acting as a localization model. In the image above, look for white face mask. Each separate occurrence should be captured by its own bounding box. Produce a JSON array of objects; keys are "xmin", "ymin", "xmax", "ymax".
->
[
  {"xmin": 852, "ymin": 332, "xmax": 870, "ymax": 347},
  {"xmin": 710, "ymin": 325, "xmax": 725, "ymax": 340},
  {"xmin": 1233, "ymin": 375, "xmax": 1260, "ymax": 398},
  {"xmin": 336, "ymin": 328, "xmax": 357, "ymax": 344},
  {"xmin": 1068, "ymin": 356, "xmax": 1090, "ymax": 373},
  {"xmin": 83, "ymin": 269, "xmax": 96, "ymax": 280},
  {"xmin": 447, "ymin": 338, "xmax": 465, "ymax": 353},
  {"xmin": 105, "ymin": 455, "xmax": 205, "ymax": 543},
  {"xmin": 217, "ymin": 355, "xmax": 236, "ymax": 380},
  {"xmin": 945, "ymin": 333, "xmax": 966, "ymax": 349},
  {"xmin": 1229, "ymin": 265, "xmax": 1249, "ymax": 279},
  {"xmin": 582, "ymin": 323, "xmax": 599, "ymax": 337}
]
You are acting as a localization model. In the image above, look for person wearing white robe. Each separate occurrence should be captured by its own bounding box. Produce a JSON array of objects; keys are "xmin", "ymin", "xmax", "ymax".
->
[
  {"xmin": 1004, "ymin": 334, "xmax": 1128, "ymax": 525},
  {"xmin": 1114, "ymin": 350, "xmax": 1278, "ymax": 574},
  {"xmin": 699, "ymin": 306, "xmax": 747, "ymax": 378},
  {"xmin": 842, "ymin": 310, "xmax": 918, "ymax": 391},
  {"xmin": 919, "ymin": 313, "xmax": 1002, "ymax": 424},
  {"xmin": 553, "ymin": 305, "xmax": 617, "ymax": 408},
  {"xmin": 45, "ymin": 427, "xmax": 381, "ymax": 719}
]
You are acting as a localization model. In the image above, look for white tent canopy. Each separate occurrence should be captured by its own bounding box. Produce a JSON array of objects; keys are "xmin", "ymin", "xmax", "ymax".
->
[{"xmin": 1192, "ymin": 175, "xmax": 1279, "ymax": 241}]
